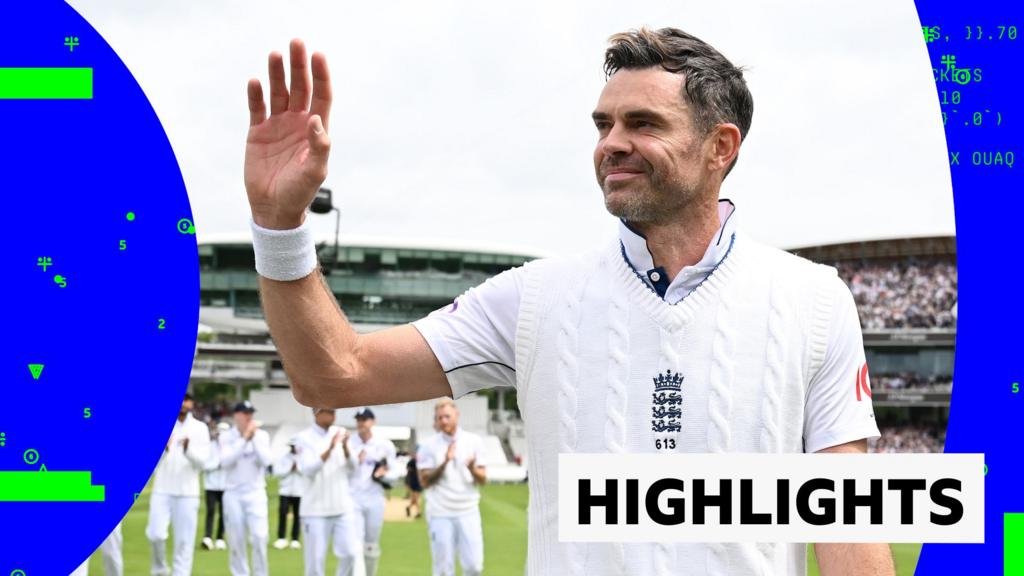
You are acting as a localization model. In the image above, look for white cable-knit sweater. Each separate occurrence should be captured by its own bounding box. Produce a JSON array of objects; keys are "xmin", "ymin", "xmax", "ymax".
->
[{"xmin": 515, "ymin": 232, "xmax": 845, "ymax": 576}]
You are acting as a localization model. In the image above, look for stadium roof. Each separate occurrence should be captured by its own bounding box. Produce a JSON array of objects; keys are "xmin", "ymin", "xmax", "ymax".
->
[
  {"xmin": 788, "ymin": 235, "xmax": 955, "ymax": 261},
  {"xmin": 198, "ymin": 232, "xmax": 554, "ymax": 260}
]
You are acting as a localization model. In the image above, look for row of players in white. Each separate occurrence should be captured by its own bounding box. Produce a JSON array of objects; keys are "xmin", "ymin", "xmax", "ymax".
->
[
  {"xmin": 73, "ymin": 398, "xmax": 489, "ymax": 576},
  {"xmin": 74, "ymin": 397, "xmax": 402, "ymax": 576}
]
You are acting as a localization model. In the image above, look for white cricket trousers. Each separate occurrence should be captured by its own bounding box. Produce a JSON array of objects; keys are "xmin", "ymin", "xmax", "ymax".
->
[
  {"xmin": 145, "ymin": 493, "xmax": 199, "ymax": 576},
  {"xmin": 302, "ymin": 513, "xmax": 360, "ymax": 576},
  {"xmin": 353, "ymin": 498, "xmax": 385, "ymax": 576},
  {"xmin": 224, "ymin": 487, "xmax": 269, "ymax": 576},
  {"xmin": 428, "ymin": 510, "xmax": 484, "ymax": 576},
  {"xmin": 71, "ymin": 522, "xmax": 123, "ymax": 576}
]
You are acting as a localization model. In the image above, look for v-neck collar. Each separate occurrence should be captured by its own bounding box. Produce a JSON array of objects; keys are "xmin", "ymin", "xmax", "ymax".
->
[
  {"xmin": 612, "ymin": 231, "xmax": 744, "ymax": 333},
  {"xmin": 618, "ymin": 199, "xmax": 738, "ymax": 303}
]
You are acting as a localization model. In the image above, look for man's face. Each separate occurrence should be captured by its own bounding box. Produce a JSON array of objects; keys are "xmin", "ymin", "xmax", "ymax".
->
[
  {"xmin": 232, "ymin": 411, "xmax": 251, "ymax": 429},
  {"xmin": 593, "ymin": 67, "xmax": 710, "ymax": 225},
  {"xmin": 315, "ymin": 409, "xmax": 336, "ymax": 429},
  {"xmin": 356, "ymin": 417, "xmax": 373, "ymax": 435},
  {"xmin": 434, "ymin": 405, "xmax": 458, "ymax": 435},
  {"xmin": 180, "ymin": 398, "xmax": 194, "ymax": 416}
]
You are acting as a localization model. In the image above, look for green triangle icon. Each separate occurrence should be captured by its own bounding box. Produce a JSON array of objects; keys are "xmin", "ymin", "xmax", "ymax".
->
[
  {"xmin": 39, "ymin": 463, "xmax": 47, "ymax": 472},
  {"xmin": 28, "ymin": 364, "xmax": 44, "ymax": 380}
]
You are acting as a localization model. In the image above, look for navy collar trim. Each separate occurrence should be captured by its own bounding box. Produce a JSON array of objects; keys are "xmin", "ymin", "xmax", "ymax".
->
[{"xmin": 618, "ymin": 231, "xmax": 736, "ymax": 306}]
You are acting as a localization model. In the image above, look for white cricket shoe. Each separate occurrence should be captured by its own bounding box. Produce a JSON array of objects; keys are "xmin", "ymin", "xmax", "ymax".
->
[
  {"xmin": 201, "ymin": 537, "xmax": 214, "ymax": 550},
  {"xmin": 273, "ymin": 538, "xmax": 288, "ymax": 550},
  {"xmin": 290, "ymin": 540, "xmax": 301, "ymax": 549},
  {"xmin": 215, "ymin": 539, "xmax": 227, "ymax": 550}
]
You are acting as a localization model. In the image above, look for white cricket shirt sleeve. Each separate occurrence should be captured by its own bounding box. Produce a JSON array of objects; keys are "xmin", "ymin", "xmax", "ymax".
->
[
  {"xmin": 204, "ymin": 441, "xmax": 221, "ymax": 472},
  {"xmin": 218, "ymin": 434, "xmax": 246, "ymax": 467},
  {"xmin": 297, "ymin": 431, "xmax": 326, "ymax": 477},
  {"xmin": 183, "ymin": 420, "xmax": 211, "ymax": 469},
  {"xmin": 411, "ymin": 266, "xmax": 524, "ymax": 398},
  {"xmin": 803, "ymin": 274, "xmax": 883, "ymax": 453},
  {"xmin": 272, "ymin": 452, "xmax": 294, "ymax": 477},
  {"xmin": 253, "ymin": 429, "xmax": 273, "ymax": 467}
]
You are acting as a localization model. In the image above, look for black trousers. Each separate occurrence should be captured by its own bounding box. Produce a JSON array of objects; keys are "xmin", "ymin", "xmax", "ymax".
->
[
  {"xmin": 278, "ymin": 495, "xmax": 301, "ymax": 541},
  {"xmin": 204, "ymin": 489, "xmax": 225, "ymax": 540}
]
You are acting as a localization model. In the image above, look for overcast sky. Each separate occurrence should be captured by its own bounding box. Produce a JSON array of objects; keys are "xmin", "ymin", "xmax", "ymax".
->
[{"xmin": 67, "ymin": 0, "xmax": 954, "ymax": 255}]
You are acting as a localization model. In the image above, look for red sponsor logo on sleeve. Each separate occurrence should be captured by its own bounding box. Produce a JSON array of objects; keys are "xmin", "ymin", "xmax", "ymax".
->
[{"xmin": 855, "ymin": 362, "xmax": 872, "ymax": 401}]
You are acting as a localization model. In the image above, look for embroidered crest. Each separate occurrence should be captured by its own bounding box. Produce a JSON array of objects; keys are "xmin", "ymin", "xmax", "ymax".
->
[{"xmin": 651, "ymin": 370, "xmax": 683, "ymax": 435}]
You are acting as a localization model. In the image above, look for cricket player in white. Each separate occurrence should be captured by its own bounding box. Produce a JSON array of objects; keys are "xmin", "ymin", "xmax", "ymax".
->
[
  {"xmin": 272, "ymin": 436, "xmax": 304, "ymax": 549},
  {"xmin": 243, "ymin": 32, "xmax": 892, "ymax": 575},
  {"xmin": 296, "ymin": 407, "xmax": 361, "ymax": 576},
  {"xmin": 417, "ymin": 399, "xmax": 486, "ymax": 576},
  {"xmin": 348, "ymin": 407, "xmax": 397, "ymax": 576},
  {"xmin": 202, "ymin": 421, "xmax": 230, "ymax": 551},
  {"xmin": 70, "ymin": 523, "xmax": 123, "ymax": 576},
  {"xmin": 146, "ymin": 393, "xmax": 210, "ymax": 576},
  {"xmin": 220, "ymin": 400, "xmax": 273, "ymax": 576}
]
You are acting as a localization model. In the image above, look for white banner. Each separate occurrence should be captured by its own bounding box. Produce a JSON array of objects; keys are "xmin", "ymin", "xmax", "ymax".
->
[{"xmin": 557, "ymin": 453, "xmax": 984, "ymax": 543}]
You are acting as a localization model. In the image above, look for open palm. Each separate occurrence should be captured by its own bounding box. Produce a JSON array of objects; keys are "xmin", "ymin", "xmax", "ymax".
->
[{"xmin": 245, "ymin": 39, "xmax": 332, "ymax": 230}]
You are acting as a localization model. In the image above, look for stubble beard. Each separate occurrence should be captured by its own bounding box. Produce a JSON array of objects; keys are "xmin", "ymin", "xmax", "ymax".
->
[{"xmin": 602, "ymin": 169, "xmax": 695, "ymax": 226}]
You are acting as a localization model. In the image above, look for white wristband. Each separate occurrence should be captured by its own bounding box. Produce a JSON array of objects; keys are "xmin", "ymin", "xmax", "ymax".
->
[{"xmin": 250, "ymin": 217, "xmax": 319, "ymax": 281}]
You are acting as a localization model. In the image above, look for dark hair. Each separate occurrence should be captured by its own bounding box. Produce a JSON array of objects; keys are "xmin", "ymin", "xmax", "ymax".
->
[
  {"xmin": 184, "ymin": 392, "xmax": 194, "ymax": 401},
  {"xmin": 604, "ymin": 27, "xmax": 753, "ymax": 178}
]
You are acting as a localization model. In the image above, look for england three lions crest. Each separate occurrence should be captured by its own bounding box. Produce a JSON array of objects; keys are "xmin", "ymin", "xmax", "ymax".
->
[{"xmin": 652, "ymin": 370, "xmax": 683, "ymax": 447}]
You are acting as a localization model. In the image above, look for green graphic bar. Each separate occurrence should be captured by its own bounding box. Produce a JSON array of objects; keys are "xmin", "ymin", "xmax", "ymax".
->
[
  {"xmin": 1008, "ymin": 513, "xmax": 1024, "ymax": 575},
  {"xmin": 0, "ymin": 471, "xmax": 105, "ymax": 501},
  {"xmin": 0, "ymin": 67, "xmax": 93, "ymax": 99}
]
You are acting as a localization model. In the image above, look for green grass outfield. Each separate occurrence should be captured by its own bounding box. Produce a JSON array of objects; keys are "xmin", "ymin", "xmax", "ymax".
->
[{"xmin": 84, "ymin": 479, "xmax": 920, "ymax": 575}]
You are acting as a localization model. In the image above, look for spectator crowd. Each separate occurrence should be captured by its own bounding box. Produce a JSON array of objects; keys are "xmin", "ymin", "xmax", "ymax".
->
[
  {"xmin": 832, "ymin": 257, "xmax": 957, "ymax": 330},
  {"xmin": 870, "ymin": 425, "xmax": 946, "ymax": 453},
  {"xmin": 871, "ymin": 372, "xmax": 953, "ymax": 392}
]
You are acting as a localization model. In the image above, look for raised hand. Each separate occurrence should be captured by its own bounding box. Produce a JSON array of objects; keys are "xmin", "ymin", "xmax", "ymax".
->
[
  {"xmin": 341, "ymin": 430, "xmax": 352, "ymax": 457},
  {"xmin": 244, "ymin": 421, "xmax": 258, "ymax": 440},
  {"xmin": 245, "ymin": 39, "xmax": 332, "ymax": 230}
]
